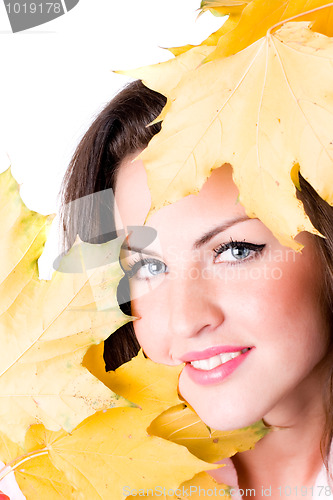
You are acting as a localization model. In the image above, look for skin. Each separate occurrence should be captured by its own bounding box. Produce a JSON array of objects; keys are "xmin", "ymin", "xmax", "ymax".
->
[{"xmin": 114, "ymin": 157, "xmax": 332, "ymax": 496}]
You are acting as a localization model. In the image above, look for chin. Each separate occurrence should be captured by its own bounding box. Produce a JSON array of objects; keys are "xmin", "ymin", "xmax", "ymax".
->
[
  {"xmin": 195, "ymin": 405, "xmax": 263, "ymax": 431},
  {"xmin": 178, "ymin": 371, "xmax": 271, "ymax": 431},
  {"xmin": 179, "ymin": 387, "xmax": 266, "ymax": 432}
]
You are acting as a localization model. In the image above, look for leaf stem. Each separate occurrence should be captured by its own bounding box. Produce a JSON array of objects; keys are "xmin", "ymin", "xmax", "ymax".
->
[
  {"xmin": 0, "ymin": 448, "xmax": 48, "ymax": 481},
  {"xmin": 268, "ymin": 2, "xmax": 333, "ymax": 35}
]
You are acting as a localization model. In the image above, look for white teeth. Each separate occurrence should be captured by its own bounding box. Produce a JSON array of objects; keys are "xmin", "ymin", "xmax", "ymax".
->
[{"xmin": 190, "ymin": 348, "xmax": 250, "ymax": 371}]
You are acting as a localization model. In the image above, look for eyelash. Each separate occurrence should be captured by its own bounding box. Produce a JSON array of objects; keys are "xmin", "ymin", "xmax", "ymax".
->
[
  {"xmin": 125, "ymin": 257, "xmax": 165, "ymax": 280},
  {"xmin": 124, "ymin": 240, "xmax": 266, "ymax": 279},
  {"xmin": 213, "ymin": 239, "xmax": 266, "ymax": 265}
]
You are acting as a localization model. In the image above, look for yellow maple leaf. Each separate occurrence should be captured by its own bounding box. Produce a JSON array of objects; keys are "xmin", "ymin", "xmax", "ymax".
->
[
  {"xmin": 199, "ymin": 0, "xmax": 251, "ymax": 17},
  {"xmin": 148, "ymin": 403, "xmax": 270, "ymax": 463},
  {"xmin": 124, "ymin": 2, "xmax": 333, "ymax": 104},
  {"xmin": 205, "ymin": 0, "xmax": 333, "ymax": 61},
  {"xmin": 139, "ymin": 22, "xmax": 333, "ymax": 250},
  {"xmin": 83, "ymin": 345, "xmax": 184, "ymax": 427},
  {"xmin": 169, "ymin": 1, "xmax": 248, "ymax": 57},
  {"xmin": 171, "ymin": 1, "xmax": 333, "ymax": 59},
  {"xmin": 117, "ymin": 45, "xmax": 214, "ymax": 105},
  {"xmin": 0, "ymin": 409, "xmax": 219, "ymax": 500},
  {"xmin": 125, "ymin": 471, "xmax": 231, "ymax": 499},
  {"xmin": 178, "ymin": 472, "xmax": 230, "ymax": 500},
  {"xmin": 0, "ymin": 430, "xmax": 78, "ymax": 499},
  {"xmin": 0, "ymin": 168, "xmax": 132, "ymax": 445}
]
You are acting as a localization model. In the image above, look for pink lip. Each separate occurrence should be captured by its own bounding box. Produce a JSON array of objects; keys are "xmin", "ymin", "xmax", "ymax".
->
[
  {"xmin": 180, "ymin": 345, "xmax": 251, "ymax": 362},
  {"xmin": 183, "ymin": 347, "xmax": 252, "ymax": 386}
]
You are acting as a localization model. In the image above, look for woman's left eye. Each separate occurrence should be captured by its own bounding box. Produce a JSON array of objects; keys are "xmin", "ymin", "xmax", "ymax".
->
[{"xmin": 213, "ymin": 241, "xmax": 265, "ymax": 264}]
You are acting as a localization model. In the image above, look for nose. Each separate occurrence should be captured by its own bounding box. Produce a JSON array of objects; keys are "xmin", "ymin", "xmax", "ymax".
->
[{"xmin": 167, "ymin": 263, "xmax": 224, "ymax": 339}]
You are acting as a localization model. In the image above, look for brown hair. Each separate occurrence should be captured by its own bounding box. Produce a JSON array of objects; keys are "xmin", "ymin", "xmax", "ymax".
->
[
  {"xmin": 60, "ymin": 80, "xmax": 166, "ymax": 370},
  {"xmin": 296, "ymin": 176, "xmax": 333, "ymax": 468},
  {"xmin": 60, "ymin": 79, "xmax": 333, "ymax": 463}
]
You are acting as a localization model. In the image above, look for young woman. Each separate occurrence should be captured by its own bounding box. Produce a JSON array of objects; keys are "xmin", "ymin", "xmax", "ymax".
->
[{"xmin": 60, "ymin": 80, "xmax": 333, "ymax": 498}]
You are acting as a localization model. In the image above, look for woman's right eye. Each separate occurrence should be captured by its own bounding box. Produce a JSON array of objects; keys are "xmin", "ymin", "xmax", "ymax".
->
[{"xmin": 125, "ymin": 258, "xmax": 168, "ymax": 280}]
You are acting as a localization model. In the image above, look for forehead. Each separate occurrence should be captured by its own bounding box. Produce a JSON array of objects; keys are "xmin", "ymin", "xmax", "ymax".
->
[{"xmin": 114, "ymin": 158, "xmax": 247, "ymax": 238}]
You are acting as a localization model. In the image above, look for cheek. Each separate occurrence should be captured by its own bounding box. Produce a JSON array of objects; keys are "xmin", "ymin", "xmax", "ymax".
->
[
  {"xmin": 263, "ymin": 253, "xmax": 326, "ymax": 337},
  {"xmin": 220, "ymin": 252, "xmax": 330, "ymax": 396},
  {"xmin": 131, "ymin": 292, "xmax": 174, "ymax": 364},
  {"xmin": 235, "ymin": 246, "xmax": 325, "ymax": 332}
]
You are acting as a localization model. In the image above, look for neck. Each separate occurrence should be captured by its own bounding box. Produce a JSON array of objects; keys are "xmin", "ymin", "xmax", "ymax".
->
[
  {"xmin": 232, "ymin": 411, "xmax": 325, "ymax": 489},
  {"xmin": 232, "ymin": 359, "xmax": 331, "ymax": 496}
]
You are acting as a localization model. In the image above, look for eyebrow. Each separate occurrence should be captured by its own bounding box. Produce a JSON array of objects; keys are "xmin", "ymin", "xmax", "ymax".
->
[
  {"xmin": 121, "ymin": 245, "xmax": 160, "ymax": 258},
  {"xmin": 192, "ymin": 215, "xmax": 255, "ymax": 249},
  {"xmin": 121, "ymin": 215, "xmax": 256, "ymax": 256},
  {"xmin": 121, "ymin": 234, "xmax": 161, "ymax": 257}
]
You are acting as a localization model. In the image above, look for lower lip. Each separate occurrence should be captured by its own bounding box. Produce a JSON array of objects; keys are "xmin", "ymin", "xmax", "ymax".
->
[{"xmin": 184, "ymin": 349, "xmax": 252, "ymax": 385}]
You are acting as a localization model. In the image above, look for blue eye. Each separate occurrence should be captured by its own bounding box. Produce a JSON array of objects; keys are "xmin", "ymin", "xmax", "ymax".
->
[
  {"xmin": 214, "ymin": 240, "xmax": 265, "ymax": 264},
  {"xmin": 126, "ymin": 258, "xmax": 167, "ymax": 280}
]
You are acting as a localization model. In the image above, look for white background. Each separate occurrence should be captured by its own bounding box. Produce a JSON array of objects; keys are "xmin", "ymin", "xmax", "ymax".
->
[{"xmin": 0, "ymin": 0, "xmax": 223, "ymax": 275}]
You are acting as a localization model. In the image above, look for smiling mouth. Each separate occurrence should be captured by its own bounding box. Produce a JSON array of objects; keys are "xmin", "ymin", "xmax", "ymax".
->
[{"xmin": 190, "ymin": 348, "xmax": 251, "ymax": 371}]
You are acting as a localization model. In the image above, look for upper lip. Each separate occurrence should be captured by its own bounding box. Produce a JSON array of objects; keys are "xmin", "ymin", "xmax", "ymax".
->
[{"xmin": 180, "ymin": 345, "xmax": 252, "ymax": 363}]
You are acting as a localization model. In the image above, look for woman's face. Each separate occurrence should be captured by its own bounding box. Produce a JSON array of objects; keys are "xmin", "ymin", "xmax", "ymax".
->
[{"xmin": 115, "ymin": 158, "xmax": 330, "ymax": 430}]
